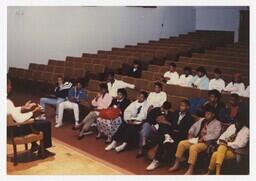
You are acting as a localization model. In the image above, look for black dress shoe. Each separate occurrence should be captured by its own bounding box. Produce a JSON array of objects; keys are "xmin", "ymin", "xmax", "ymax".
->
[
  {"xmin": 136, "ymin": 148, "xmax": 144, "ymax": 158},
  {"xmin": 77, "ymin": 134, "xmax": 85, "ymax": 140},
  {"xmin": 31, "ymin": 143, "xmax": 40, "ymax": 153},
  {"xmin": 38, "ymin": 149, "xmax": 56, "ymax": 159}
]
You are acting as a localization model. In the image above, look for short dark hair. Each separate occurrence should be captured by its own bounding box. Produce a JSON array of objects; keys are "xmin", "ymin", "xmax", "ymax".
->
[
  {"xmin": 107, "ymin": 71, "xmax": 115, "ymax": 77},
  {"xmin": 133, "ymin": 60, "xmax": 141, "ymax": 66},
  {"xmin": 139, "ymin": 91, "xmax": 148, "ymax": 99},
  {"xmin": 180, "ymin": 99, "xmax": 190, "ymax": 107},
  {"xmin": 236, "ymin": 111, "xmax": 249, "ymax": 127},
  {"xmin": 169, "ymin": 62, "xmax": 176, "ymax": 68},
  {"xmin": 204, "ymin": 105, "xmax": 216, "ymax": 115},
  {"xmin": 117, "ymin": 88, "xmax": 127, "ymax": 98},
  {"xmin": 196, "ymin": 66, "xmax": 206, "ymax": 75},
  {"xmin": 231, "ymin": 93, "xmax": 240, "ymax": 102},
  {"xmin": 208, "ymin": 89, "xmax": 221, "ymax": 99},
  {"xmin": 99, "ymin": 83, "xmax": 108, "ymax": 91},
  {"xmin": 154, "ymin": 82, "xmax": 163, "ymax": 89},
  {"xmin": 183, "ymin": 66, "xmax": 192, "ymax": 74},
  {"xmin": 162, "ymin": 101, "xmax": 172, "ymax": 110},
  {"xmin": 75, "ymin": 78, "xmax": 84, "ymax": 87},
  {"xmin": 214, "ymin": 68, "xmax": 222, "ymax": 74}
]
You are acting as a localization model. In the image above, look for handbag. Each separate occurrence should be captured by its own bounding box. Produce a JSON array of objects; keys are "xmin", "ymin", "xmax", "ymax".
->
[{"xmin": 99, "ymin": 107, "xmax": 121, "ymax": 120}]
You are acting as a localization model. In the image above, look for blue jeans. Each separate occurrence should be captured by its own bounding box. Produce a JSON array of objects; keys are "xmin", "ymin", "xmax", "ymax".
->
[
  {"xmin": 39, "ymin": 97, "xmax": 65, "ymax": 116},
  {"xmin": 139, "ymin": 122, "xmax": 154, "ymax": 147}
]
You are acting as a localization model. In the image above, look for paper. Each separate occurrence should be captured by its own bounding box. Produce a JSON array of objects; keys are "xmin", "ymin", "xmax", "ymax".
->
[{"xmin": 188, "ymin": 137, "xmax": 199, "ymax": 144}]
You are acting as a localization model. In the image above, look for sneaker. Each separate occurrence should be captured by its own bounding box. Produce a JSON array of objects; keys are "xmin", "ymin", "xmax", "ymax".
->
[
  {"xmin": 35, "ymin": 114, "xmax": 46, "ymax": 120},
  {"xmin": 146, "ymin": 159, "xmax": 159, "ymax": 171},
  {"xmin": 105, "ymin": 141, "xmax": 117, "ymax": 151},
  {"xmin": 55, "ymin": 122, "xmax": 63, "ymax": 128},
  {"xmin": 115, "ymin": 142, "xmax": 127, "ymax": 152}
]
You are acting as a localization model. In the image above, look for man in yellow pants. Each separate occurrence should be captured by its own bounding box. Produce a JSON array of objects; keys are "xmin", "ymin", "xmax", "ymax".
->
[
  {"xmin": 169, "ymin": 105, "xmax": 222, "ymax": 175},
  {"xmin": 207, "ymin": 112, "xmax": 249, "ymax": 175}
]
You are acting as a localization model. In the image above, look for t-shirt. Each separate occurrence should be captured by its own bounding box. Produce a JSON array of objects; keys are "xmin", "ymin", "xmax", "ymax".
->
[{"xmin": 163, "ymin": 71, "xmax": 179, "ymax": 85}]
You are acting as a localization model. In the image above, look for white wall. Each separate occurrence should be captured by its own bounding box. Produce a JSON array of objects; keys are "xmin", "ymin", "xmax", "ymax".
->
[
  {"xmin": 7, "ymin": 6, "xmax": 196, "ymax": 69},
  {"xmin": 195, "ymin": 6, "xmax": 248, "ymax": 42}
]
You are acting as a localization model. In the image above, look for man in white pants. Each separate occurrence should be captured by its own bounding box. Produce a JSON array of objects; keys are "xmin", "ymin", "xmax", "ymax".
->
[{"xmin": 56, "ymin": 80, "xmax": 86, "ymax": 128}]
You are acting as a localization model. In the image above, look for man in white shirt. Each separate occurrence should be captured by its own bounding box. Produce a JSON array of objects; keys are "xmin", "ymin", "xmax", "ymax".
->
[
  {"xmin": 163, "ymin": 63, "xmax": 179, "ymax": 85},
  {"xmin": 208, "ymin": 68, "xmax": 225, "ymax": 92},
  {"xmin": 147, "ymin": 82, "xmax": 167, "ymax": 112},
  {"xmin": 178, "ymin": 67, "xmax": 193, "ymax": 87},
  {"xmin": 107, "ymin": 72, "xmax": 135, "ymax": 97},
  {"xmin": 243, "ymin": 85, "xmax": 249, "ymax": 98},
  {"xmin": 223, "ymin": 73, "xmax": 245, "ymax": 96},
  {"xmin": 105, "ymin": 91, "xmax": 148, "ymax": 152},
  {"xmin": 207, "ymin": 112, "xmax": 249, "ymax": 175},
  {"xmin": 7, "ymin": 78, "xmax": 55, "ymax": 157}
]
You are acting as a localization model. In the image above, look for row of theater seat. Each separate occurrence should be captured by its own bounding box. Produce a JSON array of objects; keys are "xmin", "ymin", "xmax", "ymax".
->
[{"xmin": 83, "ymin": 77, "xmax": 249, "ymax": 111}]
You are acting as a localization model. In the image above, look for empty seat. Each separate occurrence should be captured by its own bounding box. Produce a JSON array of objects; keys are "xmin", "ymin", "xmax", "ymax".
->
[
  {"xmin": 135, "ymin": 79, "xmax": 150, "ymax": 91},
  {"xmin": 87, "ymin": 80, "xmax": 101, "ymax": 92},
  {"xmin": 122, "ymin": 76, "xmax": 136, "ymax": 85}
]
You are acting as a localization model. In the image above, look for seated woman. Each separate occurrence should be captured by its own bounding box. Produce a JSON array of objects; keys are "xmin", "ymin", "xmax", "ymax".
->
[
  {"xmin": 56, "ymin": 80, "xmax": 86, "ymax": 128},
  {"xmin": 188, "ymin": 66, "xmax": 209, "ymax": 90},
  {"xmin": 7, "ymin": 78, "xmax": 55, "ymax": 158},
  {"xmin": 146, "ymin": 82, "xmax": 167, "ymax": 112},
  {"xmin": 105, "ymin": 91, "xmax": 148, "ymax": 152},
  {"xmin": 207, "ymin": 112, "xmax": 249, "ymax": 175},
  {"xmin": 178, "ymin": 66, "xmax": 194, "ymax": 87},
  {"xmin": 146, "ymin": 100, "xmax": 194, "ymax": 171},
  {"xmin": 223, "ymin": 73, "xmax": 245, "ymax": 96},
  {"xmin": 74, "ymin": 83, "xmax": 113, "ymax": 140},
  {"xmin": 96, "ymin": 88, "xmax": 130, "ymax": 143},
  {"xmin": 168, "ymin": 105, "xmax": 222, "ymax": 175}
]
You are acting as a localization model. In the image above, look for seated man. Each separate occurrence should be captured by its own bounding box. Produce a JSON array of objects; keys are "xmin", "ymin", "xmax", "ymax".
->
[
  {"xmin": 39, "ymin": 76, "xmax": 72, "ymax": 120},
  {"xmin": 105, "ymin": 91, "xmax": 148, "ymax": 152},
  {"xmin": 146, "ymin": 100, "xmax": 194, "ymax": 171},
  {"xmin": 107, "ymin": 71, "xmax": 135, "ymax": 98},
  {"xmin": 196, "ymin": 89, "xmax": 225, "ymax": 121},
  {"xmin": 138, "ymin": 101, "xmax": 173, "ymax": 157},
  {"xmin": 178, "ymin": 66, "xmax": 194, "ymax": 87},
  {"xmin": 243, "ymin": 85, "xmax": 249, "ymax": 98},
  {"xmin": 126, "ymin": 60, "xmax": 142, "ymax": 78},
  {"xmin": 146, "ymin": 82, "xmax": 167, "ymax": 112},
  {"xmin": 188, "ymin": 66, "xmax": 209, "ymax": 90},
  {"xmin": 222, "ymin": 93, "xmax": 244, "ymax": 124},
  {"xmin": 74, "ymin": 83, "xmax": 113, "ymax": 139},
  {"xmin": 169, "ymin": 105, "xmax": 222, "ymax": 175},
  {"xmin": 223, "ymin": 73, "xmax": 245, "ymax": 96},
  {"xmin": 208, "ymin": 68, "xmax": 225, "ymax": 93},
  {"xmin": 162, "ymin": 62, "xmax": 179, "ymax": 85},
  {"xmin": 207, "ymin": 112, "xmax": 249, "ymax": 175},
  {"xmin": 56, "ymin": 79, "xmax": 86, "ymax": 128},
  {"xmin": 7, "ymin": 78, "xmax": 54, "ymax": 157}
]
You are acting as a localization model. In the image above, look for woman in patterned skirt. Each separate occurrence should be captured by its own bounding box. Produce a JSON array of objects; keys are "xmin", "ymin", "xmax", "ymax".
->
[{"xmin": 96, "ymin": 88, "xmax": 130, "ymax": 143}]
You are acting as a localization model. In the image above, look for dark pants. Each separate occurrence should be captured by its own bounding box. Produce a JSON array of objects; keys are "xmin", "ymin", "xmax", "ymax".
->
[
  {"xmin": 154, "ymin": 123, "xmax": 177, "ymax": 163},
  {"xmin": 9, "ymin": 119, "xmax": 52, "ymax": 149},
  {"xmin": 113, "ymin": 122, "xmax": 142, "ymax": 146}
]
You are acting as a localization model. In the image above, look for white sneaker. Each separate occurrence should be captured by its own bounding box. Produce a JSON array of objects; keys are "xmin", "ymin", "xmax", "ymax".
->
[
  {"xmin": 55, "ymin": 122, "xmax": 63, "ymax": 128},
  {"xmin": 115, "ymin": 142, "xmax": 127, "ymax": 152},
  {"xmin": 105, "ymin": 141, "xmax": 117, "ymax": 151},
  {"xmin": 35, "ymin": 114, "xmax": 46, "ymax": 120},
  {"xmin": 146, "ymin": 159, "xmax": 159, "ymax": 171}
]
